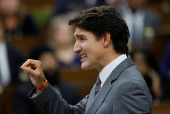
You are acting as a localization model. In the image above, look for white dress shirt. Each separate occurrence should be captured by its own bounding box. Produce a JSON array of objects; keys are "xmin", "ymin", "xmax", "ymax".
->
[
  {"xmin": 99, "ymin": 54, "xmax": 127, "ymax": 87},
  {"xmin": 0, "ymin": 41, "xmax": 11, "ymax": 86}
]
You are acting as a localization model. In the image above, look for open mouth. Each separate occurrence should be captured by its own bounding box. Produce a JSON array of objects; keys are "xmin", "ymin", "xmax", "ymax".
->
[{"xmin": 81, "ymin": 54, "xmax": 87, "ymax": 59}]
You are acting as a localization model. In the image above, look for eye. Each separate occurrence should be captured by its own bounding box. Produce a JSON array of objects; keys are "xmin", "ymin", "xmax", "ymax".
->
[{"xmin": 80, "ymin": 37, "xmax": 85, "ymax": 41}]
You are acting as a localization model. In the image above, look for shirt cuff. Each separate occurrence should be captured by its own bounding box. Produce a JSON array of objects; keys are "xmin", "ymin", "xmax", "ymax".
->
[{"xmin": 32, "ymin": 89, "xmax": 42, "ymax": 98}]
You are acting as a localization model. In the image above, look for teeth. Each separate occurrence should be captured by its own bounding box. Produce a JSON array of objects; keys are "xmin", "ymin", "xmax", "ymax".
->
[{"xmin": 81, "ymin": 55, "xmax": 87, "ymax": 58}]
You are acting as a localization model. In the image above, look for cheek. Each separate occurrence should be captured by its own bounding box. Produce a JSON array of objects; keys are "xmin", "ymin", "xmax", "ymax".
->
[
  {"xmin": 93, "ymin": 45, "xmax": 103, "ymax": 58},
  {"xmin": 89, "ymin": 48, "xmax": 102, "ymax": 64}
]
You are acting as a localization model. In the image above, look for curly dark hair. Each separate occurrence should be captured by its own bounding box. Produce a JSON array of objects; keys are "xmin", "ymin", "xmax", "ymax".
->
[{"xmin": 69, "ymin": 5, "xmax": 130, "ymax": 55}]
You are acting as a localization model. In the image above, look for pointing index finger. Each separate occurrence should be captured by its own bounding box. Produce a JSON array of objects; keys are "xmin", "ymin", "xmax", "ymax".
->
[{"xmin": 21, "ymin": 59, "xmax": 39, "ymax": 69}]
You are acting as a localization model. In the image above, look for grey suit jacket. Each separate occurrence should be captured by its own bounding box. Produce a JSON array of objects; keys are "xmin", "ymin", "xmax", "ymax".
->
[{"xmin": 28, "ymin": 56, "xmax": 152, "ymax": 114}]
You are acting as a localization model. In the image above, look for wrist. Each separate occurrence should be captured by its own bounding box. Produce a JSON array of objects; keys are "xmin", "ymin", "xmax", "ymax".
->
[{"xmin": 35, "ymin": 80, "xmax": 48, "ymax": 91}]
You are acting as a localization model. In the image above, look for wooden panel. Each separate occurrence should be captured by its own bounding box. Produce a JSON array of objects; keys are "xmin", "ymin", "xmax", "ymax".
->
[
  {"xmin": 23, "ymin": 0, "xmax": 56, "ymax": 5},
  {"xmin": 23, "ymin": 0, "xmax": 56, "ymax": 10},
  {"xmin": 152, "ymin": 101, "xmax": 170, "ymax": 114},
  {"xmin": 0, "ymin": 86, "xmax": 15, "ymax": 114}
]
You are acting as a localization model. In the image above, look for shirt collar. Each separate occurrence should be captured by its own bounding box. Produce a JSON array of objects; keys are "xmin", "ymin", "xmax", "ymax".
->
[{"xmin": 99, "ymin": 54, "xmax": 127, "ymax": 87}]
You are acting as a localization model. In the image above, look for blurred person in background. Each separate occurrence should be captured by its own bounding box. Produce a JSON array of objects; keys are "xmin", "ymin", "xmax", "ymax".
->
[
  {"xmin": 46, "ymin": 14, "xmax": 81, "ymax": 70},
  {"xmin": 0, "ymin": 18, "xmax": 23, "ymax": 114},
  {"xmin": 131, "ymin": 48, "xmax": 162, "ymax": 100},
  {"xmin": 159, "ymin": 42, "xmax": 170, "ymax": 99},
  {"xmin": 0, "ymin": 0, "xmax": 39, "ymax": 40},
  {"xmin": 116, "ymin": 0, "xmax": 161, "ymax": 51},
  {"xmin": 13, "ymin": 45, "xmax": 79, "ymax": 114},
  {"xmin": 0, "ymin": 18, "xmax": 23, "ymax": 90},
  {"xmin": 53, "ymin": 0, "xmax": 105, "ymax": 16}
]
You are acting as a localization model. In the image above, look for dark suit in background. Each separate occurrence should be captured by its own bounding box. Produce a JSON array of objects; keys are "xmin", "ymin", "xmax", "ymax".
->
[
  {"xmin": 159, "ymin": 42, "xmax": 170, "ymax": 99},
  {"xmin": 7, "ymin": 45, "xmax": 23, "ymax": 85}
]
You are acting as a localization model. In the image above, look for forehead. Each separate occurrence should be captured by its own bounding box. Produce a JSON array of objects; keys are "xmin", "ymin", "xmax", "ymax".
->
[
  {"xmin": 73, "ymin": 27, "xmax": 96, "ymax": 38},
  {"xmin": 74, "ymin": 27, "xmax": 87, "ymax": 36}
]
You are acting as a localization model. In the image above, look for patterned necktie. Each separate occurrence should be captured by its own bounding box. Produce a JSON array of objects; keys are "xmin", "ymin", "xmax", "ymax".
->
[{"xmin": 95, "ymin": 76, "xmax": 101, "ymax": 96}]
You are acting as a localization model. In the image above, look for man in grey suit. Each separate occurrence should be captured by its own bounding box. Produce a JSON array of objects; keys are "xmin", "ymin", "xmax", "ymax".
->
[{"xmin": 21, "ymin": 6, "xmax": 152, "ymax": 114}]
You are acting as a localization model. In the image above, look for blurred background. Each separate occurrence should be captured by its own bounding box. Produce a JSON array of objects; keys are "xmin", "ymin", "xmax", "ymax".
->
[{"xmin": 0, "ymin": 0, "xmax": 170, "ymax": 113}]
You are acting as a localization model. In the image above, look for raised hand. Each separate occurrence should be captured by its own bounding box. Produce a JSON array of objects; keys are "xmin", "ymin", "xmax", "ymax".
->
[{"xmin": 20, "ymin": 59, "xmax": 47, "ymax": 88}]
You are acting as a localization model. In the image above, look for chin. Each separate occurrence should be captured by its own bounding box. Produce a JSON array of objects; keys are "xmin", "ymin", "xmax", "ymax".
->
[
  {"xmin": 81, "ymin": 66, "xmax": 88, "ymax": 70},
  {"xmin": 81, "ymin": 63, "xmax": 94, "ymax": 70}
]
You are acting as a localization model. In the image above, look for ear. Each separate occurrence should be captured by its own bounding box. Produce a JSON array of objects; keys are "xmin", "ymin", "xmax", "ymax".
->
[{"xmin": 103, "ymin": 32, "xmax": 111, "ymax": 47}]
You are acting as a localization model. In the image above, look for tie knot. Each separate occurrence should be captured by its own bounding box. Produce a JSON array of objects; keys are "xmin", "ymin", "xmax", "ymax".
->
[{"xmin": 96, "ymin": 76, "xmax": 101, "ymax": 85}]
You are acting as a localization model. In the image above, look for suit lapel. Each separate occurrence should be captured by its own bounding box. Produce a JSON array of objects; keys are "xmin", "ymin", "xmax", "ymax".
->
[
  {"xmin": 85, "ymin": 56, "xmax": 134, "ymax": 114},
  {"xmin": 85, "ymin": 75, "xmax": 112, "ymax": 114},
  {"xmin": 85, "ymin": 84, "xmax": 95, "ymax": 113}
]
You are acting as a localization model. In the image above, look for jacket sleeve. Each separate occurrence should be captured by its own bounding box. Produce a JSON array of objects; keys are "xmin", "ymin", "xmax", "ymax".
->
[{"xmin": 28, "ymin": 84, "xmax": 88, "ymax": 114}]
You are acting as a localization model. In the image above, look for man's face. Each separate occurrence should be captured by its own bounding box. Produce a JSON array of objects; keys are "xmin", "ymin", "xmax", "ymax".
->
[{"xmin": 73, "ymin": 27, "xmax": 104, "ymax": 70}]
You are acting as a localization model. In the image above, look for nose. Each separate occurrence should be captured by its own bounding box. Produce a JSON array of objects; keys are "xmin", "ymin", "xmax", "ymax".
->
[{"xmin": 73, "ymin": 41, "xmax": 81, "ymax": 53}]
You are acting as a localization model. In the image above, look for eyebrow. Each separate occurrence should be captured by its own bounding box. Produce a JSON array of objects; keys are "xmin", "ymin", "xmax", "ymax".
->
[{"xmin": 74, "ymin": 34, "xmax": 85, "ymax": 38}]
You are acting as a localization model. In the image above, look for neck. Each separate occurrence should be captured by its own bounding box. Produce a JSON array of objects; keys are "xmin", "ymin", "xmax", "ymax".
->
[{"xmin": 99, "ymin": 51, "xmax": 122, "ymax": 71}]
